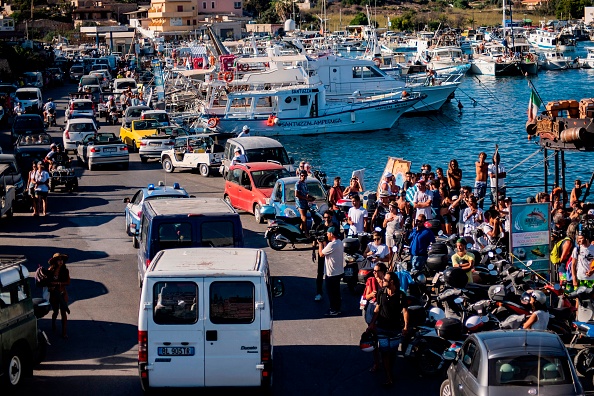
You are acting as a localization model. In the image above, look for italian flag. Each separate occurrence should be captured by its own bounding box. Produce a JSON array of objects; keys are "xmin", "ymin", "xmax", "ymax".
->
[{"xmin": 528, "ymin": 89, "xmax": 542, "ymax": 122}]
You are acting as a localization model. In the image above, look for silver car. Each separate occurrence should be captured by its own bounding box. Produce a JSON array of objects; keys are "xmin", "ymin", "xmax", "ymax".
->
[
  {"xmin": 440, "ymin": 330, "xmax": 584, "ymax": 396},
  {"xmin": 76, "ymin": 132, "xmax": 129, "ymax": 171}
]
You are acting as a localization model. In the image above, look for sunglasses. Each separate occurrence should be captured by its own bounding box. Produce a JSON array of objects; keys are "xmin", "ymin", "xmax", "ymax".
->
[
  {"xmin": 374, "ymin": 238, "xmax": 381, "ymax": 241},
  {"xmin": 323, "ymin": 217, "xmax": 331, "ymax": 220}
]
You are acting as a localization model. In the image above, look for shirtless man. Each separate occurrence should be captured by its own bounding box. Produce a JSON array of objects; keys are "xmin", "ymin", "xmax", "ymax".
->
[{"xmin": 474, "ymin": 152, "xmax": 488, "ymax": 209}]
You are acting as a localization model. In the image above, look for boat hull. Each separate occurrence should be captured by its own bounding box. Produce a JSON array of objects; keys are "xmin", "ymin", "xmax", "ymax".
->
[
  {"xmin": 405, "ymin": 83, "xmax": 460, "ymax": 114},
  {"xmin": 470, "ymin": 60, "xmax": 538, "ymax": 76},
  {"xmin": 212, "ymin": 97, "xmax": 421, "ymax": 136}
]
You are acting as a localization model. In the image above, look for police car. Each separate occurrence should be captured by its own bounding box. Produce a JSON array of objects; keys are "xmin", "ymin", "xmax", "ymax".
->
[{"xmin": 123, "ymin": 182, "xmax": 191, "ymax": 245}]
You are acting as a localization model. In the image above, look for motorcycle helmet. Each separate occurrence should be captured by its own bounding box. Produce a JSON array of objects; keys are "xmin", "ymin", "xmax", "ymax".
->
[
  {"xmin": 465, "ymin": 315, "xmax": 484, "ymax": 332},
  {"xmin": 530, "ymin": 290, "xmax": 546, "ymax": 304},
  {"xmin": 428, "ymin": 307, "xmax": 446, "ymax": 323},
  {"xmin": 443, "ymin": 267, "xmax": 468, "ymax": 289},
  {"xmin": 359, "ymin": 331, "xmax": 377, "ymax": 352}
]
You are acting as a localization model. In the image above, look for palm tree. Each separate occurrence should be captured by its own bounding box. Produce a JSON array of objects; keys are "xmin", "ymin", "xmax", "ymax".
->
[{"xmin": 272, "ymin": 0, "xmax": 293, "ymax": 21}]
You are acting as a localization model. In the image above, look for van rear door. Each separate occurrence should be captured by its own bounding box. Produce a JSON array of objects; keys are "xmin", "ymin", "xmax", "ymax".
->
[
  {"xmin": 146, "ymin": 279, "xmax": 205, "ymax": 387},
  {"xmin": 204, "ymin": 278, "xmax": 262, "ymax": 386}
]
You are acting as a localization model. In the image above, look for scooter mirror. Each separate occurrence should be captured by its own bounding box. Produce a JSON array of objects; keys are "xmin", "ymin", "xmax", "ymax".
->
[
  {"xmin": 489, "ymin": 270, "xmax": 498, "ymax": 276},
  {"xmin": 443, "ymin": 351, "xmax": 457, "ymax": 361},
  {"xmin": 554, "ymin": 283, "xmax": 561, "ymax": 291},
  {"xmin": 438, "ymin": 230, "xmax": 444, "ymax": 236},
  {"xmin": 466, "ymin": 243, "xmax": 473, "ymax": 249},
  {"xmin": 526, "ymin": 260, "xmax": 533, "ymax": 267},
  {"xmin": 487, "ymin": 264, "xmax": 495, "ymax": 270},
  {"xmin": 488, "ymin": 251, "xmax": 494, "ymax": 258},
  {"xmin": 454, "ymin": 297, "xmax": 464, "ymax": 304},
  {"xmin": 495, "ymin": 248, "xmax": 502, "ymax": 254}
]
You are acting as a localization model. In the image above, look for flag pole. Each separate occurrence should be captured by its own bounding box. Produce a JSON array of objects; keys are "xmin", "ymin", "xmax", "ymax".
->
[{"xmin": 528, "ymin": 79, "xmax": 545, "ymax": 107}]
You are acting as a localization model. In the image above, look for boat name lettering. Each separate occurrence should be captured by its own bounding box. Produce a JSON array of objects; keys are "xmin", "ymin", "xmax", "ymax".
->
[
  {"xmin": 375, "ymin": 104, "xmax": 397, "ymax": 111},
  {"xmin": 277, "ymin": 118, "xmax": 343, "ymax": 127},
  {"xmin": 291, "ymin": 89, "xmax": 312, "ymax": 94}
]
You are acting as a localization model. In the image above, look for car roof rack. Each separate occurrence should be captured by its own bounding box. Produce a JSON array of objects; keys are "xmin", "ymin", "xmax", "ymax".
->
[{"xmin": 0, "ymin": 255, "xmax": 28, "ymax": 286}]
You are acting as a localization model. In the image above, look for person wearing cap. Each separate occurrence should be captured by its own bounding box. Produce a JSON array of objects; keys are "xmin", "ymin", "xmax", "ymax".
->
[
  {"xmin": 318, "ymin": 226, "xmax": 344, "ymax": 316},
  {"xmin": 34, "ymin": 161, "xmax": 50, "ymax": 216},
  {"xmin": 413, "ymin": 179, "xmax": 433, "ymax": 220},
  {"xmin": 295, "ymin": 170, "xmax": 315, "ymax": 234},
  {"xmin": 379, "ymin": 171, "xmax": 398, "ymax": 196},
  {"xmin": 371, "ymin": 191, "xmax": 390, "ymax": 231},
  {"xmin": 237, "ymin": 125, "xmax": 250, "ymax": 138},
  {"xmin": 451, "ymin": 238, "xmax": 475, "ymax": 283},
  {"xmin": 231, "ymin": 148, "xmax": 248, "ymax": 165},
  {"xmin": 47, "ymin": 253, "xmax": 71, "ymax": 338},
  {"xmin": 13, "ymin": 100, "xmax": 23, "ymax": 115},
  {"xmin": 409, "ymin": 214, "xmax": 435, "ymax": 271}
]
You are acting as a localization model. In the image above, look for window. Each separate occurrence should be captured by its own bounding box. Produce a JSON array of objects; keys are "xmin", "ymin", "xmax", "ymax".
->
[
  {"xmin": 240, "ymin": 171, "xmax": 250, "ymax": 187},
  {"xmin": 489, "ymin": 355, "xmax": 572, "ymax": 386},
  {"xmin": 230, "ymin": 168, "xmax": 243, "ymax": 184},
  {"xmin": 284, "ymin": 181, "xmax": 326, "ymax": 203},
  {"xmin": 0, "ymin": 281, "xmax": 29, "ymax": 307},
  {"xmin": 209, "ymin": 281, "xmax": 254, "ymax": 324},
  {"xmin": 153, "ymin": 281, "xmax": 198, "ymax": 325},
  {"xmin": 202, "ymin": 2, "xmax": 206, "ymax": 8},
  {"xmin": 131, "ymin": 190, "xmax": 143, "ymax": 205},
  {"xmin": 273, "ymin": 183, "xmax": 282, "ymax": 201},
  {"xmin": 157, "ymin": 222, "xmax": 193, "ymax": 249},
  {"xmin": 211, "ymin": 1, "xmax": 215, "ymax": 8},
  {"xmin": 234, "ymin": 1, "xmax": 241, "ymax": 8},
  {"xmin": 193, "ymin": 19, "xmax": 196, "ymax": 25},
  {"xmin": 245, "ymin": 147, "xmax": 290, "ymax": 165},
  {"xmin": 461, "ymin": 341, "xmax": 478, "ymax": 377},
  {"xmin": 177, "ymin": 5, "xmax": 183, "ymax": 11},
  {"xmin": 251, "ymin": 169, "xmax": 291, "ymax": 188},
  {"xmin": 187, "ymin": 20, "xmax": 190, "ymax": 26},
  {"xmin": 140, "ymin": 214, "xmax": 149, "ymax": 243},
  {"xmin": 201, "ymin": 221, "xmax": 234, "ymax": 247}
]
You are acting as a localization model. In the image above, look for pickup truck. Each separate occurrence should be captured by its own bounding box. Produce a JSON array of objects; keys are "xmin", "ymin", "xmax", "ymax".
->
[
  {"xmin": 138, "ymin": 126, "xmax": 189, "ymax": 163},
  {"xmin": 160, "ymin": 134, "xmax": 224, "ymax": 177},
  {"xmin": 119, "ymin": 119, "xmax": 160, "ymax": 153}
]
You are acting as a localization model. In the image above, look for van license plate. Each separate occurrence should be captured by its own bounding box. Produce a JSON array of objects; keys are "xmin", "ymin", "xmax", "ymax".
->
[{"xmin": 158, "ymin": 347, "xmax": 195, "ymax": 356}]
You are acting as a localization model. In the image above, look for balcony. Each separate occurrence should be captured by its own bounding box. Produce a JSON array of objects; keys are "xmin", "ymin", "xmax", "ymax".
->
[{"xmin": 148, "ymin": 10, "xmax": 194, "ymax": 18}]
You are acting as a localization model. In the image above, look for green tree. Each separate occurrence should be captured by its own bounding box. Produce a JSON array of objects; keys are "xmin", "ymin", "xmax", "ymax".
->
[
  {"xmin": 349, "ymin": 12, "xmax": 368, "ymax": 25},
  {"xmin": 243, "ymin": 0, "xmax": 271, "ymax": 17},
  {"xmin": 453, "ymin": 0, "xmax": 469, "ymax": 9}
]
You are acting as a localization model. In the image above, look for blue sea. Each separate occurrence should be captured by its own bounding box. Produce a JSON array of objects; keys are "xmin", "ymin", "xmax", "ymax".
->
[{"xmin": 276, "ymin": 43, "xmax": 594, "ymax": 201}]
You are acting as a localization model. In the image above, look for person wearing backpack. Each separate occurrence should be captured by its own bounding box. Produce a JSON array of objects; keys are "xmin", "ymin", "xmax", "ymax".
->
[{"xmin": 551, "ymin": 220, "xmax": 576, "ymax": 290}]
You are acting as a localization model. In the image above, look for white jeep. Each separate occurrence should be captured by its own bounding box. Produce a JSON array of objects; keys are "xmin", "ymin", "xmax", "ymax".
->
[{"xmin": 160, "ymin": 134, "xmax": 223, "ymax": 177}]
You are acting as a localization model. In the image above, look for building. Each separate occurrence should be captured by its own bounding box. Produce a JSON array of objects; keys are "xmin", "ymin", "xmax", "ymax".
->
[
  {"xmin": 586, "ymin": 7, "xmax": 594, "ymax": 25},
  {"xmin": 71, "ymin": 0, "xmax": 138, "ymax": 27},
  {"xmin": 147, "ymin": 0, "xmax": 243, "ymax": 34},
  {"xmin": 520, "ymin": 0, "xmax": 548, "ymax": 10}
]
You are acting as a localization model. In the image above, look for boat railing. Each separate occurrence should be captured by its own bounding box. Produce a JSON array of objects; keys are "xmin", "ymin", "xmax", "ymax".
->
[{"xmin": 320, "ymin": 92, "xmax": 422, "ymax": 115}]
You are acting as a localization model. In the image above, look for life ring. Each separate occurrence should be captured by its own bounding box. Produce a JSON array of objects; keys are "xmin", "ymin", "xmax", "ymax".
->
[
  {"xmin": 238, "ymin": 63, "xmax": 249, "ymax": 72},
  {"xmin": 264, "ymin": 62, "xmax": 269, "ymax": 68},
  {"xmin": 224, "ymin": 72, "xmax": 234, "ymax": 83},
  {"xmin": 207, "ymin": 118, "xmax": 219, "ymax": 128},
  {"xmin": 217, "ymin": 71, "xmax": 224, "ymax": 81},
  {"xmin": 373, "ymin": 58, "xmax": 381, "ymax": 66},
  {"xmin": 266, "ymin": 114, "xmax": 277, "ymax": 126}
]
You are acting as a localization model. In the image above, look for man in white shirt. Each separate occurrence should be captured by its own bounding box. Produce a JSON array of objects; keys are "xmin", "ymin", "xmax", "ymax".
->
[
  {"xmin": 319, "ymin": 226, "xmax": 344, "ymax": 316},
  {"xmin": 488, "ymin": 152, "xmax": 506, "ymax": 204},
  {"xmin": 231, "ymin": 148, "xmax": 248, "ymax": 165},
  {"xmin": 347, "ymin": 194, "xmax": 368, "ymax": 235},
  {"xmin": 237, "ymin": 125, "xmax": 250, "ymax": 138},
  {"xmin": 413, "ymin": 180, "xmax": 433, "ymax": 220}
]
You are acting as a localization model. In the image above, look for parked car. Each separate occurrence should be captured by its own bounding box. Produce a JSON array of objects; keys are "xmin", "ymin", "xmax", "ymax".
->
[
  {"xmin": 76, "ymin": 132, "xmax": 128, "ymax": 171},
  {"xmin": 65, "ymin": 99, "xmax": 95, "ymax": 121},
  {"xmin": 264, "ymin": 176, "xmax": 328, "ymax": 219},
  {"xmin": 220, "ymin": 137, "xmax": 295, "ymax": 177},
  {"xmin": 23, "ymin": 71, "xmax": 43, "ymax": 89},
  {"xmin": 0, "ymin": 154, "xmax": 25, "ymax": 201},
  {"xmin": 140, "ymin": 109, "xmax": 170, "ymax": 126},
  {"xmin": 81, "ymin": 84, "xmax": 102, "ymax": 104},
  {"xmin": 13, "ymin": 132, "xmax": 52, "ymax": 171},
  {"xmin": 63, "ymin": 118, "xmax": 99, "ymax": 152},
  {"xmin": 122, "ymin": 105, "xmax": 151, "ymax": 127},
  {"xmin": 15, "ymin": 88, "xmax": 43, "ymax": 115},
  {"xmin": 224, "ymin": 162, "xmax": 291, "ymax": 223},
  {"xmin": 123, "ymin": 181, "xmax": 190, "ymax": 238},
  {"xmin": 113, "ymin": 77, "xmax": 137, "ymax": 94},
  {"xmin": 0, "ymin": 256, "xmax": 51, "ymax": 389},
  {"xmin": 440, "ymin": 330, "xmax": 584, "ymax": 396},
  {"xmin": 11, "ymin": 114, "xmax": 44, "ymax": 142},
  {"xmin": 119, "ymin": 119, "xmax": 160, "ymax": 152},
  {"xmin": 160, "ymin": 133, "xmax": 224, "ymax": 176},
  {"xmin": 89, "ymin": 70, "xmax": 111, "ymax": 90},
  {"xmin": 138, "ymin": 126, "xmax": 189, "ymax": 163}
]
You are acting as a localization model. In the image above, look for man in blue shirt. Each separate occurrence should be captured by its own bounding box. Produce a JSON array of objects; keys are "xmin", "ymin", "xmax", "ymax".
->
[
  {"xmin": 408, "ymin": 214, "xmax": 435, "ymax": 271},
  {"xmin": 295, "ymin": 170, "xmax": 313, "ymax": 234}
]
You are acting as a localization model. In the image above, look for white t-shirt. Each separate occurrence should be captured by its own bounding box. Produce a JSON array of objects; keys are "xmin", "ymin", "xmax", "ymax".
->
[
  {"xmin": 366, "ymin": 242, "xmax": 389, "ymax": 259},
  {"xmin": 322, "ymin": 239, "xmax": 344, "ymax": 277},
  {"xmin": 348, "ymin": 206, "xmax": 367, "ymax": 234},
  {"xmin": 571, "ymin": 244, "xmax": 594, "ymax": 281},
  {"xmin": 488, "ymin": 164, "xmax": 506, "ymax": 188},
  {"xmin": 531, "ymin": 310, "xmax": 550, "ymax": 331},
  {"xmin": 413, "ymin": 189, "xmax": 433, "ymax": 220}
]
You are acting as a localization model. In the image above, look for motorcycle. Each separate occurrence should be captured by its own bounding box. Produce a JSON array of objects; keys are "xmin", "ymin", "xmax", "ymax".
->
[
  {"xmin": 45, "ymin": 109, "xmax": 57, "ymax": 127},
  {"xmin": 107, "ymin": 107, "xmax": 120, "ymax": 125},
  {"xmin": 265, "ymin": 203, "xmax": 323, "ymax": 251}
]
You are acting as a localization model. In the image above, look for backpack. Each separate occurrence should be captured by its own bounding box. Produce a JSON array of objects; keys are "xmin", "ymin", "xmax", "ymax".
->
[
  {"xmin": 34, "ymin": 265, "xmax": 48, "ymax": 288},
  {"xmin": 551, "ymin": 237, "xmax": 571, "ymax": 266}
]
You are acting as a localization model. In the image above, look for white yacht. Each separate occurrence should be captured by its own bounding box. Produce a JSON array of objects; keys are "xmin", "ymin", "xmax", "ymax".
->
[{"xmin": 527, "ymin": 29, "xmax": 577, "ymax": 52}]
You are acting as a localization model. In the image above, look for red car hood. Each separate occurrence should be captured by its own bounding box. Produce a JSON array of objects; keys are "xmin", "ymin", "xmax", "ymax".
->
[{"xmin": 260, "ymin": 188, "xmax": 273, "ymax": 198}]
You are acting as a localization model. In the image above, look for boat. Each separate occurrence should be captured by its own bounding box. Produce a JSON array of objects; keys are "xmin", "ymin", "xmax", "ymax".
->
[
  {"xmin": 199, "ymin": 80, "xmax": 425, "ymax": 136},
  {"xmin": 539, "ymin": 51, "xmax": 579, "ymax": 71},
  {"xmin": 469, "ymin": 42, "xmax": 538, "ymax": 76},
  {"xmin": 580, "ymin": 47, "xmax": 594, "ymax": 69},
  {"xmin": 527, "ymin": 29, "xmax": 577, "ymax": 52}
]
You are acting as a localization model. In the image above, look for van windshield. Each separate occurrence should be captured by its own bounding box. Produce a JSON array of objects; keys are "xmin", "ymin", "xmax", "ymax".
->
[
  {"xmin": 16, "ymin": 91, "xmax": 38, "ymax": 100},
  {"xmin": 201, "ymin": 221, "xmax": 234, "ymax": 247},
  {"xmin": 245, "ymin": 147, "xmax": 290, "ymax": 165},
  {"xmin": 117, "ymin": 81, "xmax": 136, "ymax": 89},
  {"xmin": 157, "ymin": 222, "xmax": 193, "ymax": 250}
]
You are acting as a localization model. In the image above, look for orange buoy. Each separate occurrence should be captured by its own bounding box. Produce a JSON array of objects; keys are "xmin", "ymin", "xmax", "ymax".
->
[
  {"xmin": 224, "ymin": 72, "xmax": 234, "ymax": 83},
  {"xmin": 207, "ymin": 118, "xmax": 220, "ymax": 128}
]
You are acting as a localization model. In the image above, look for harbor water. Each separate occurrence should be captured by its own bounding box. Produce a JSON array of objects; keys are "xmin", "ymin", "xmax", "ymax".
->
[{"xmin": 276, "ymin": 45, "xmax": 594, "ymax": 200}]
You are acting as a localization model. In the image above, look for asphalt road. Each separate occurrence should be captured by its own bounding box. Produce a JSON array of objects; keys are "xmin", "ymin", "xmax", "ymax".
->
[{"xmin": 0, "ymin": 82, "xmax": 443, "ymax": 396}]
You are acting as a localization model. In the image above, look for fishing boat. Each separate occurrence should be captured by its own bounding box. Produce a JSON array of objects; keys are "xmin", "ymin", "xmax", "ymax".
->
[
  {"xmin": 580, "ymin": 47, "xmax": 594, "ymax": 69},
  {"xmin": 470, "ymin": 42, "xmax": 538, "ymax": 76},
  {"xmin": 539, "ymin": 51, "xmax": 578, "ymax": 71},
  {"xmin": 527, "ymin": 29, "xmax": 577, "ymax": 52},
  {"xmin": 199, "ymin": 80, "xmax": 424, "ymax": 136}
]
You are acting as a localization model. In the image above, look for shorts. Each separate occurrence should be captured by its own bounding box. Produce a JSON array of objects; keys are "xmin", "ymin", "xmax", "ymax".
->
[
  {"xmin": 578, "ymin": 280, "xmax": 594, "ymax": 288},
  {"xmin": 376, "ymin": 329, "xmax": 402, "ymax": 352},
  {"xmin": 35, "ymin": 190, "xmax": 48, "ymax": 198}
]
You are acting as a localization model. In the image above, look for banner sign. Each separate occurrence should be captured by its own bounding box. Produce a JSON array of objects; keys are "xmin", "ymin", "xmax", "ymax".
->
[
  {"xmin": 510, "ymin": 203, "xmax": 551, "ymax": 276},
  {"xmin": 151, "ymin": 59, "xmax": 165, "ymax": 103}
]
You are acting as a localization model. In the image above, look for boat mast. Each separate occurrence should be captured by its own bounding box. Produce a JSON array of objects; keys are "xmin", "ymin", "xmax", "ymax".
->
[{"xmin": 502, "ymin": 0, "xmax": 506, "ymax": 35}]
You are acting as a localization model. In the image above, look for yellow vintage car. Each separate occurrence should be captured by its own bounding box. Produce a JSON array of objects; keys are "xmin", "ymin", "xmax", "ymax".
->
[{"xmin": 119, "ymin": 119, "xmax": 160, "ymax": 152}]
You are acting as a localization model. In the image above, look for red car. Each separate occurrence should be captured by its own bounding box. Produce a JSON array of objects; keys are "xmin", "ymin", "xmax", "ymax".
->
[{"xmin": 224, "ymin": 162, "xmax": 291, "ymax": 223}]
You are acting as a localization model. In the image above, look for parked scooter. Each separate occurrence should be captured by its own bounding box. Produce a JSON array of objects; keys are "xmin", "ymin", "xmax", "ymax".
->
[{"xmin": 265, "ymin": 203, "xmax": 323, "ymax": 250}]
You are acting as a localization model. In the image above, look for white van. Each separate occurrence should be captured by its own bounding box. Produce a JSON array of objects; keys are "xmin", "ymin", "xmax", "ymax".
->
[
  {"xmin": 137, "ymin": 248, "xmax": 284, "ymax": 392},
  {"xmin": 113, "ymin": 78, "xmax": 138, "ymax": 94}
]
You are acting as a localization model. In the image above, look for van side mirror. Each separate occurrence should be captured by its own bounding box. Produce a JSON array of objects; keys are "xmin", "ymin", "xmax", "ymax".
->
[{"xmin": 271, "ymin": 278, "xmax": 284, "ymax": 298}]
